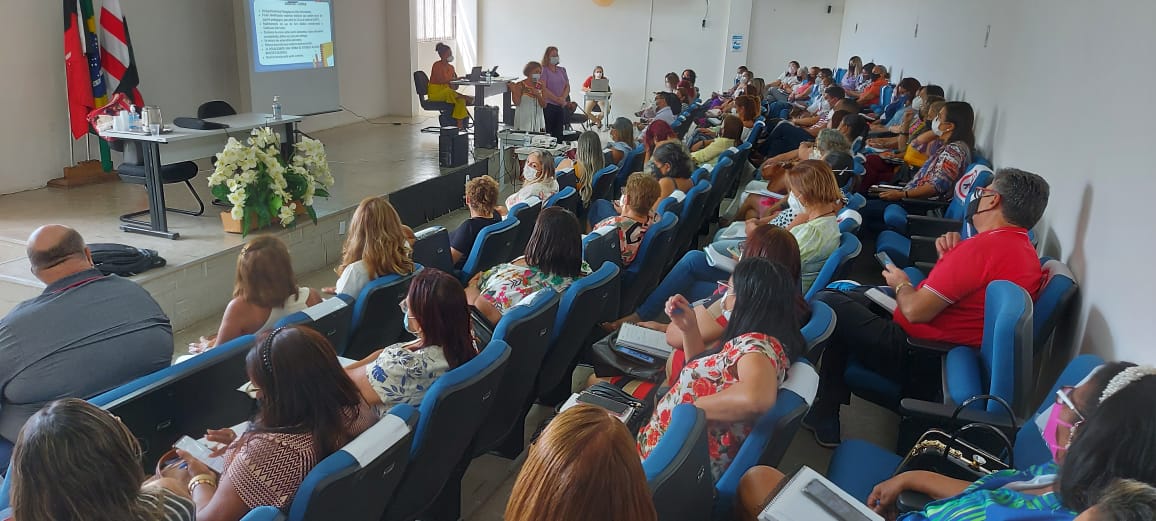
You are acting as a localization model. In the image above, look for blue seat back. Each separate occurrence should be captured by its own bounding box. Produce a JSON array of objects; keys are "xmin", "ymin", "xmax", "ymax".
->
[
  {"xmin": 656, "ymin": 195, "xmax": 682, "ymax": 217},
  {"xmin": 1014, "ymin": 354, "xmax": 1103, "ymax": 469},
  {"xmin": 92, "ymin": 335, "xmax": 257, "ymax": 470},
  {"xmin": 700, "ymin": 156, "xmax": 735, "ymax": 221},
  {"xmin": 643, "ymin": 404, "xmax": 713, "ymax": 521},
  {"xmin": 288, "ymin": 406, "xmax": 417, "ymax": 521},
  {"xmin": 715, "ymin": 362, "xmax": 820, "ymax": 516},
  {"xmin": 472, "ymin": 290, "xmax": 561, "ymax": 456},
  {"xmin": 345, "ymin": 268, "xmax": 422, "ymax": 359},
  {"xmin": 743, "ymin": 121, "xmax": 764, "ymax": 148},
  {"xmin": 943, "ymin": 163, "xmax": 995, "ymax": 221},
  {"xmin": 801, "ymin": 300, "xmax": 837, "ymax": 358},
  {"xmin": 672, "ymin": 115, "xmax": 691, "ymax": 139},
  {"xmin": 1034, "ymin": 259, "xmax": 1078, "ymax": 355},
  {"xmin": 673, "ymin": 180, "xmax": 713, "ymax": 257},
  {"xmin": 834, "ymin": 68, "xmax": 846, "ymax": 84},
  {"xmin": 546, "ymin": 186, "xmax": 580, "ymax": 216},
  {"xmin": 507, "ymin": 199, "xmax": 543, "ymax": 258},
  {"xmin": 590, "ymin": 164, "xmax": 619, "ymax": 202},
  {"xmin": 460, "ymin": 217, "xmax": 519, "ymax": 282},
  {"xmin": 275, "ymin": 294, "xmax": 356, "ymax": 354},
  {"xmin": 951, "ymin": 281, "xmax": 1034, "ymax": 414},
  {"xmin": 837, "ymin": 209, "xmax": 862, "ymax": 234},
  {"xmin": 880, "ymin": 84, "xmax": 895, "ymax": 107},
  {"xmin": 615, "ymin": 145, "xmax": 644, "ymax": 195},
  {"xmin": 538, "ymin": 263, "xmax": 621, "ymax": 399},
  {"xmin": 583, "ymin": 227, "xmax": 624, "ymax": 270},
  {"xmin": 732, "ymin": 142, "xmax": 754, "ymax": 175},
  {"xmin": 412, "ymin": 226, "xmax": 454, "ymax": 274},
  {"xmin": 556, "ymin": 169, "xmax": 578, "ymax": 191},
  {"xmin": 385, "ymin": 340, "xmax": 511, "ymax": 521},
  {"xmin": 804, "ymin": 232, "xmax": 862, "ymax": 301},
  {"xmin": 845, "ymin": 192, "xmax": 867, "ymax": 212},
  {"xmin": 621, "ymin": 211, "xmax": 679, "ymax": 312}
]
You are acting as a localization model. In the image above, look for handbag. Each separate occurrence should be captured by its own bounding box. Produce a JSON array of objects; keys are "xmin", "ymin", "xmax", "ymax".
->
[
  {"xmin": 589, "ymin": 331, "xmax": 667, "ymax": 382},
  {"xmin": 581, "ymin": 381, "xmax": 651, "ymax": 435},
  {"xmin": 893, "ymin": 395, "xmax": 1018, "ymax": 513}
]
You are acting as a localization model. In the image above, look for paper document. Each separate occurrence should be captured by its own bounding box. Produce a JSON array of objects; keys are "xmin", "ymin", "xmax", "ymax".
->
[{"xmin": 617, "ymin": 323, "xmax": 673, "ymax": 358}]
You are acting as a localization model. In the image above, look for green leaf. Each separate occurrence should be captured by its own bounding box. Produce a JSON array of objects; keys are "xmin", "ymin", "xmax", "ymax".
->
[
  {"xmin": 314, "ymin": 188, "xmax": 330, "ymax": 199},
  {"xmin": 210, "ymin": 184, "xmax": 231, "ymax": 201},
  {"xmin": 269, "ymin": 194, "xmax": 282, "ymax": 217},
  {"xmin": 241, "ymin": 211, "xmax": 251, "ymax": 238},
  {"xmin": 306, "ymin": 205, "xmax": 318, "ymax": 224}
]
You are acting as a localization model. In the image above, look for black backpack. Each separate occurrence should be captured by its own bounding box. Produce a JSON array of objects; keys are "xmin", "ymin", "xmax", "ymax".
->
[{"xmin": 89, "ymin": 243, "xmax": 166, "ymax": 276}]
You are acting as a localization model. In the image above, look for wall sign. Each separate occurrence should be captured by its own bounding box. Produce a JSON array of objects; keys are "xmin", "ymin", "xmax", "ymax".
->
[{"xmin": 730, "ymin": 34, "xmax": 744, "ymax": 53}]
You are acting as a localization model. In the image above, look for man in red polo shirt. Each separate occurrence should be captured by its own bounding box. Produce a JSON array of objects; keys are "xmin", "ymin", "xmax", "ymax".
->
[
  {"xmin": 807, "ymin": 168, "xmax": 1049, "ymax": 447},
  {"xmin": 856, "ymin": 64, "xmax": 891, "ymax": 107}
]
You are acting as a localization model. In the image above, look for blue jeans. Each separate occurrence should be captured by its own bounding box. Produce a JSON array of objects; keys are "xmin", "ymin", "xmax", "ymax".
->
[
  {"xmin": 767, "ymin": 101, "xmax": 794, "ymax": 120},
  {"xmin": 766, "ymin": 122, "xmax": 814, "ymax": 157},
  {"xmin": 636, "ymin": 250, "xmax": 727, "ymax": 320}
]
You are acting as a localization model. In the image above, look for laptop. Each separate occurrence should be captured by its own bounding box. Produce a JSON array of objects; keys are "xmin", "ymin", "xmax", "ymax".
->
[
  {"xmin": 590, "ymin": 77, "xmax": 611, "ymax": 92},
  {"xmin": 467, "ymin": 66, "xmax": 483, "ymax": 82}
]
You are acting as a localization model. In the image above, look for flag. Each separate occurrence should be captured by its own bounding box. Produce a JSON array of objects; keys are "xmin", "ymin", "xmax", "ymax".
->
[
  {"xmin": 64, "ymin": 0, "xmax": 94, "ymax": 139},
  {"xmin": 79, "ymin": 0, "xmax": 112, "ymax": 171},
  {"xmin": 99, "ymin": 0, "xmax": 143, "ymax": 107}
]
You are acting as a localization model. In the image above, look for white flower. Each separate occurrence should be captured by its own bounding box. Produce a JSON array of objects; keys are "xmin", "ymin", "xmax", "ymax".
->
[
  {"xmin": 227, "ymin": 188, "xmax": 247, "ymax": 207},
  {"xmin": 278, "ymin": 205, "xmax": 296, "ymax": 226},
  {"xmin": 230, "ymin": 205, "xmax": 244, "ymax": 220}
]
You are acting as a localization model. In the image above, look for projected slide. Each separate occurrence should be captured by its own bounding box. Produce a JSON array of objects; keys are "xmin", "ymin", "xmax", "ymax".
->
[{"xmin": 251, "ymin": 0, "xmax": 335, "ymax": 72}]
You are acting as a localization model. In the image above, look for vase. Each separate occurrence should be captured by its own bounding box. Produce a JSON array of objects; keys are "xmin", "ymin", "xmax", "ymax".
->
[
  {"xmin": 219, "ymin": 211, "xmax": 259, "ymax": 234},
  {"xmin": 290, "ymin": 200, "xmax": 309, "ymax": 216}
]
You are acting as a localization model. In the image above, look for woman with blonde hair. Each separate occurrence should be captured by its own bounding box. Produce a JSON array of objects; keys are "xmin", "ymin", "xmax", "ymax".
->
[
  {"xmin": 332, "ymin": 196, "xmax": 415, "ymax": 297},
  {"xmin": 9, "ymin": 398, "xmax": 195, "ymax": 521},
  {"xmin": 504, "ymin": 149, "xmax": 560, "ymax": 210},
  {"xmin": 196, "ymin": 236, "xmax": 320, "ymax": 352},
  {"xmin": 505, "ymin": 404, "xmax": 657, "ymax": 521},
  {"xmin": 573, "ymin": 130, "xmax": 604, "ymax": 204}
]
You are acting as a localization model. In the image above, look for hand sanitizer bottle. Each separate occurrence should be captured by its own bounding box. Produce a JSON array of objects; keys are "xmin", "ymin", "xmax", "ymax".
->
[{"xmin": 272, "ymin": 96, "xmax": 282, "ymax": 121}]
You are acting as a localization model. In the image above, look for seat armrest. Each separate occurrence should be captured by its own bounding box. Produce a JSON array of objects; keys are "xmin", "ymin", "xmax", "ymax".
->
[
  {"xmin": 897, "ymin": 491, "xmax": 934, "ymax": 514},
  {"xmin": 908, "ymin": 235, "xmax": 940, "ymax": 266},
  {"xmin": 896, "ymin": 198, "xmax": 950, "ymax": 215},
  {"xmin": 906, "ymin": 337, "xmax": 958, "ymax": 354},
  {"xmin": 914, "ymin": 261, "xmax": 936, "ymax": 274},
  {"xmin": 898, "ymin": 398, "xmax": 1018, "ymax": 429},
  {"xmin": 906, "ymin": 215, "xmax": 962, "ymax": 238}
]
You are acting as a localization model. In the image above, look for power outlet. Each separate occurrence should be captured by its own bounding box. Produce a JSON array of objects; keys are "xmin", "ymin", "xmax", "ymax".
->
[{"xmin": 338, "ymin": 220, "xmax": 347, "ymax": 235}]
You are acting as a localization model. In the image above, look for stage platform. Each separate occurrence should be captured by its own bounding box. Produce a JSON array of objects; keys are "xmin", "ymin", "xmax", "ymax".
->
[{"xmin": 0, "ymin": 116, "xmax": 497, "ymax": 331}]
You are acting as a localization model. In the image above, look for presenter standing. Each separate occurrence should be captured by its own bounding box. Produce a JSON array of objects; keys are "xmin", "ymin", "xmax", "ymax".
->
[
  {"xmin": 540, "ymin": 46, "xmax": 570, "ymax": 141},
  {"xmin": 427, "ymin": 42, "xmax": 473, "ymax": 129},
  {"xmin": 509, "ymin": 61, "xmax": 546, "ymax": 132}
]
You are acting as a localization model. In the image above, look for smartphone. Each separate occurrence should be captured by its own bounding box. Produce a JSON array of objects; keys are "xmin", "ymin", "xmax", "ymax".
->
[
  {"xmin": 612, "ymin": 344, "xmax": 657, "ymax": 365},
  {"xmin": 173, "ymin": 435, "xmax": 226, "ymax": 474},
  {"xmin": 875, "ymin": 252, "xmax": 895, "ymax": 268}
]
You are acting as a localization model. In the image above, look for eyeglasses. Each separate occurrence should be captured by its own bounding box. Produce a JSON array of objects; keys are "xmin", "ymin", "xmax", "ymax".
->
[
  {"xmin": 240, "ymin": 381, "xmax": 261, "ymax": 400},
  {"xmin": 1055, "ymin": 386, "xmax": 1086, "ymax": 422},
  {"xmin": 716, "ymin": 280, "xmax": 733, "ymax": 292},
  {"xmin": 398, "ymin": 299, "xmax": 410, "ymax": 315}
]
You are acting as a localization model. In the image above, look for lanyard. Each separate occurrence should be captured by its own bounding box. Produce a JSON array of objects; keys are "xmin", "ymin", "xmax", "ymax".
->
[{"xmin": 50, "ymin": 275, "xmax": 104, "ymax": 294}]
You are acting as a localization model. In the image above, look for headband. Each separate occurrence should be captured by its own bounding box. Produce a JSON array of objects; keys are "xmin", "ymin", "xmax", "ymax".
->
[
  {"xmin": 1100, "ymin": 366, "xmax": 1156, "ymax": 404},
  {"xmin": 260, "ymin": 327, "xmax": 286, "ymax": 376}
]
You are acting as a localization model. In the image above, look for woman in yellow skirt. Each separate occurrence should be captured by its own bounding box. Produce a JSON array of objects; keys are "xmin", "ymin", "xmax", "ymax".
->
[{"xmin": 428, "ymin": 42, "xmax": 473, "ymax": 128}]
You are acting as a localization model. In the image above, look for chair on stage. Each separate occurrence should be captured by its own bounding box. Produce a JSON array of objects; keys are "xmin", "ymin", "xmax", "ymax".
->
[
  {"xmin": 110, "ymin": 139, "xmax": 205, "ymax": 229},
  {"xmin": 413, "ymin": 71, "xmax": 456, "ymax": 134}
]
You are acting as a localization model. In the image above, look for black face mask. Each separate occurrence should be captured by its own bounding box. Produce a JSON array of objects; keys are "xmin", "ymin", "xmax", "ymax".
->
[{"xmin": 965, "ymin": 191, "xmax": 996, "ymax": 228}]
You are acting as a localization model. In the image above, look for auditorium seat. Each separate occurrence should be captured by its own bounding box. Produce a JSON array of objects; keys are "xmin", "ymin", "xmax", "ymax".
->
[
  {"xmin": 275, "ymin": 294, "xmax": 355, "ymax": 354},
  {"xmin": 837, "ymin": 208, "xmax": 863, "ymax": 234},
  {"xmin": 642, "ymin": 404, "xmax": 712, "ymax": 521},
  {"xmin": 239, "ymin": 405, "xmax": 416, "ymax": 521},
  {"xmin": 545, "ymin": 186, "xmax": 581, "ymax": 216},
  {"xmin": 804, "ymin": 232, "xmax": 862, "ymax": 302},
  {"xmin": 382, "ymin": 340, "xmax": 511, "ymax": 521},
  {"xmin": 714, "ymin": 361, "xmax": 820, "ymax": 518},
  {"xmin": 655, "ymin": 195, "xmax": 682, "ymax": 218},
  {"xmin": 506, "ymin": 197, "xmax": 542, "ymax": 259},
  {"xmin": 556, "ymin": 169, "xmax": 578, "ymax": 191},
  {"xmin": 536, "ymin": 262, "xmax": 620, "ymax": 405},
  {"xmin": 582, "ymin": 227, "xmax": 624, "ymax": 270},
  {"xmin": 343, "ymin": 267, "xmax": 423, "ymax": 359},
  {"xmin": 471, "ymin": 289, "xmax": 561, "ymax": 459},
  {"xmin": 669, "ymin": 179, "xmax": 712, "ymax": 264},
  {"xmin": 590, "ymin": 163, "xmax": 619, "ymax": 203},
  {"xmin": 90, "ymin": 334, "xmax": 258, "ymax": 469},
  {"xmin": 457, "ymin": 217, "xmax": 519, "ymax": 284},
  {"xmin": 619, "ymin": 211, "xmax": 679, "ymax": 314},
  {"xmin": 614, "ymin": 145, "xmax": 644, "ymax": 196},
  {"xmin": 801, "ymin": 300, "xmax": 838, "ymax": 362},
  {"xmin": 699, "ymin": 155, "xmax": 736, "ymax": 232},
  {"xmin": 879, "ymin": 163, "xmax": 993, "ymax": 239},
  {"xmin": 411, "ymin": 226, "xmax": 454, "ymax": 274},
  {"xmin": 829, "ymin": 354, "xmax": 1104, "ymax": 505}
]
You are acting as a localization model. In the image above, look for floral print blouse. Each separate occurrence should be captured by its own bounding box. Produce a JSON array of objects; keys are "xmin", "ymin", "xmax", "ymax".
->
[
  {"xmin": 365, "ymin": 342, "xmax": 449, "ymax": 414},
  {"xmin": 477, "ymin": 259, "xmax": 591, "ymax": 314},
  {"xmin": 637, "ymin": 332, "xmax": 790, "ymax": 481}
]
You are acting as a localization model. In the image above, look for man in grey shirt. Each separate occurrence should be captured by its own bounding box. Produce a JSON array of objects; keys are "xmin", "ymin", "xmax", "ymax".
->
[{"xmin": 0, "ymin": 225, "xmax": 172, "ymax": 447}]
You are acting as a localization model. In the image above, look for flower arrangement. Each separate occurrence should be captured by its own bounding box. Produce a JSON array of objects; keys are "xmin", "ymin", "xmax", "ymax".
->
[{"xmin": 207, "ymin": 127, "xmax": 334, "ymax": 235}]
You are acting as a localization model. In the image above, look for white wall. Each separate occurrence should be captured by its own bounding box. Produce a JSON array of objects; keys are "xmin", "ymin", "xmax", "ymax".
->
[
  {"xmin": 836, "ymin": 0, "xmax": 1156, "ymax": 364},
  {"xmin": 0, "ymin": 0, "xmax": 405, "ymax": 195},
  {"xmin": 747, "ymin": 0, "xmax": 845, "ymax": 77}
]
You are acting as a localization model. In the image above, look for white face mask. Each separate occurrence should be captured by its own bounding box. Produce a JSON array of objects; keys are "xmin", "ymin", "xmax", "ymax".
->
[
  {"xmin": 912, "ymin": 97, "xmax": 924, "ymax": 110},
  {"xmin": 550, "ymin": 56, "xmax": 560, "ymax": 65},
  {"xmin": 931, "ymin": 117, "xmax": 944, "ymax": 136},
  {"xmin": 446, "ymin": 55, "xmax": 454, "ymax": 63},
  {"xmin": 730, "ymin": 107, "xmax": 738, "ymax": 115},
  {"xmin": 531, "ymin": 73, "xmax": 541, "ymax": 81},
  {"xmin": 523, "ymin": 164, "xmax": 539, "ymax": 181},
  {"xmin": 788, "ymin": 192, "xmax": 806, "ymax": 213}
]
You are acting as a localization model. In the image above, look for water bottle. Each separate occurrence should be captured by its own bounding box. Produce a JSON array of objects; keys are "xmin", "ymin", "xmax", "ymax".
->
[
  {"xmin": 271, "ymin": 96, "xmax": 282, "ymax": 121},
  {"xmin": 128, "ymin": 104, "xmax": 139, "ymax": 131}
]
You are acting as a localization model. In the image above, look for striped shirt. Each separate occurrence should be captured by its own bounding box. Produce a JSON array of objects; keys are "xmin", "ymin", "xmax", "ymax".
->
[
  {"xmin": 138, "ymin": 490, "xmax": 196, "ymax": 521},
  {"xmin": 902, "ymin": 463, "xmax": 1073, "ymax": 521}
]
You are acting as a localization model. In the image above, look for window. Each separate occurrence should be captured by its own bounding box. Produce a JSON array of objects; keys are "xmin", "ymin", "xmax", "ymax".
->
[{"xmin": 416, "ymin": 0, "xmax": 455, "ymax": 42}]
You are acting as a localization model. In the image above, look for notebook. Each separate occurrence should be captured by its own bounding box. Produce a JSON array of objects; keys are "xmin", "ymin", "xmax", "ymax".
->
[
  {"xmin": 758, "ymin": 466, "xmax": 882, "ymax": 521},
  {"xmin": 616, "ymin": 323, "xmax": 673, "ymax": 358},
  {"xmin": 590, "ymin": 78, "xmax": 610, "ymax": 92}
]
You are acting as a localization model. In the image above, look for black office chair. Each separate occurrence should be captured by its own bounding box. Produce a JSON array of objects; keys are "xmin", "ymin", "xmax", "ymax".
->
[
  {"xmin": 197, "ymin": 100, "xmax": 237, "ymax": 120},
  {"xmin": 111, "ymin": 139, "xmax": 204, "ymax": 227},
  {"xmin": 413, "ymin": 71, "xmax": 456, "ymax": 134}
]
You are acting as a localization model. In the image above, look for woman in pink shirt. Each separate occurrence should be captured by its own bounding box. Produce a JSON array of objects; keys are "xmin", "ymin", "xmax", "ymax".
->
[{"xmin": 539, "ymin": 46, "xmax": 570, "ymax": 141}]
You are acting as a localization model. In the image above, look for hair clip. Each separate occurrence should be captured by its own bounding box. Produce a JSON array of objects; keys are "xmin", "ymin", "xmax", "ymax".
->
[{"xmin": 1100, "ymin": 366, "xmax": 1156, "ymax": 404}]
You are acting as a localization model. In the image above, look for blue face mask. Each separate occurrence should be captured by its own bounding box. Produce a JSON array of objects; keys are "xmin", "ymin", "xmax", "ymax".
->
[{"xmin": 403, "ymin": 309, "xmax": 419, "ymax": 335}]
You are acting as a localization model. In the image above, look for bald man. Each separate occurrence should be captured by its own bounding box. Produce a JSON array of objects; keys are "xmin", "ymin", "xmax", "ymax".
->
[{"xmin": 0, "ymin": 225, "xmax": 171, "ymax": 453}]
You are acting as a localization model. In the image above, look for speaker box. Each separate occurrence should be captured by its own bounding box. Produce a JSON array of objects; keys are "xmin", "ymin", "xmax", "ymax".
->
[
  {"xmin": 474, "ymin": 105, "xmax": 499, "ymax": 149},
  {"xmin": 439, "ymin": 127, "xmax": 468, "ymax": 168}
]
